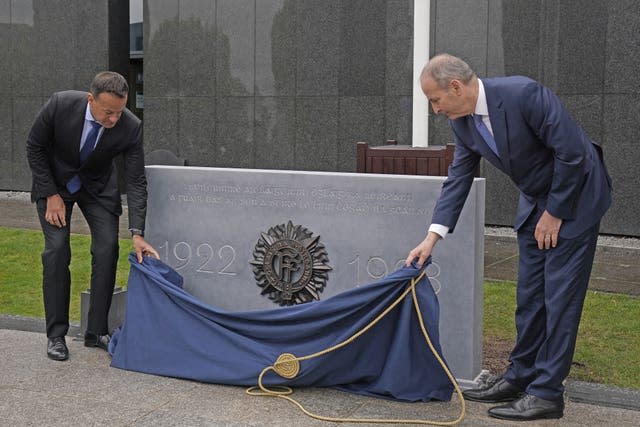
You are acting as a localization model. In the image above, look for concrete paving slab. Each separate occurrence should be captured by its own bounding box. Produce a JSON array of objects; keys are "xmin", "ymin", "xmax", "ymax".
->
[
  {"xmin": 1, "ymin": 329, "xmax": 638, "ymax": 427},
  {"xmin": 484, "ymin": 230, "xmax": 640, "ymax": 296}
]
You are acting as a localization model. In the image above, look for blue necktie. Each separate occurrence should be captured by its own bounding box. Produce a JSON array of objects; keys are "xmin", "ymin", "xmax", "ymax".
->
[
  {"xmin": 66, "ymin": 121, "xmax": 102, "ymax": 194},
  {"xmin": 473, "ymin": 114, "xmax": 499, "ymax": 156}
]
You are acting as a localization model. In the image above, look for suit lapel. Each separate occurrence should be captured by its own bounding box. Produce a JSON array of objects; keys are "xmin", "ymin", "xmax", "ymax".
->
[
  {"xmin": 70, "ymin": 98, "xmax": 88, "ymax": 165},
  {"xmin": 485, "ymin": 87, "xmax": 512, "ymax": 176}
]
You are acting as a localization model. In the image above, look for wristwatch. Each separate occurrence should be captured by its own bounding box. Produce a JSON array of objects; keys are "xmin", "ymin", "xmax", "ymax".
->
[{"xmin": 129, "ymin": 228, "xmax": 144, "ymax": 237}]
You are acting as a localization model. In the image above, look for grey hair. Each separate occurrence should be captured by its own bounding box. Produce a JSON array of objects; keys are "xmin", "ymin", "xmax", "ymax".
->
[
  {"xmin": 421, "ymin": 54, "xmax": 476, "ymax": 89},
  {"xmin": 90, "ymin": 71, "xmax": 129, "ymax": 98}
]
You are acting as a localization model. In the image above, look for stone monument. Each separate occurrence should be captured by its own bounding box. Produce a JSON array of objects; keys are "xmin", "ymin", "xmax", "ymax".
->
[{"xmin": 144, "ymin": 166, "xmax": 485, "ymax": 383}]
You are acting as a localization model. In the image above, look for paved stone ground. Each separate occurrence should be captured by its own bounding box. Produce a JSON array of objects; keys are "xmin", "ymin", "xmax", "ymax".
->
[
  {"xmin": 484, "ymin": 226, "xmax": 640, "ymax": 296},
  {"xmin": 1, "ymin": 329, "xmax": 639, "ymax": 426}
]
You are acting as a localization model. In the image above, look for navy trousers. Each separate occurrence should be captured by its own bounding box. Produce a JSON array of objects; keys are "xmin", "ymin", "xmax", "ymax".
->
[
  {"xmin": 503, "ymin": 207, "xmax": 600, "ymax": 401},
  {"xmin": 36, "ymin": 188, "xmax": 119, "ymax": 338}
]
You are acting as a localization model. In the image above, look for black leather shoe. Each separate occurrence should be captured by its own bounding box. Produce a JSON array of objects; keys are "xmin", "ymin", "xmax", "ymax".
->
[
  {"xmin": 84, "ymin": 332, "xmax": 111, "ymax": 351},
  {"xmin": 463, "ymin": 377, "xmax": 524, "ymax": 403},
  {"xmin": 488, "ymin": 393, "xmax": 564, "ymax": 421},
  {"xmin": 47, "ymin": 337, "xmax": 69, "ymax": 361}
]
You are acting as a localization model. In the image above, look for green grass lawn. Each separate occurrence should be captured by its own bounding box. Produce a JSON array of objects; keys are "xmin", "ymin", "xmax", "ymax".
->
[
  {"xmin": 484, "ymin": 281, "xmax": 640, "ymax": 390},
  {"xmin": 0, "ymin": 227, "xmax": 131, "ymax": 321},
  {"xmin": 1, "ymin": 226, "xmax": 638, "ymax": 389}
]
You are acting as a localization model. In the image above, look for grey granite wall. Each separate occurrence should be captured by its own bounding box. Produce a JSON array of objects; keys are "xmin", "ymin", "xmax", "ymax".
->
[
  {"xmin": 1, "ymin": 0, "xmax": 638, "ymax": 237},
  {"xmin": 0, "ymin": 0, "xmax": 129, "ymax": 192},
  {"xmin": 429, "ymin": 0, "xmax": 640, "ymax": 236},
  {"xmin": 143, "ymin": 0, "xmax": 414, "ymax": 173}
]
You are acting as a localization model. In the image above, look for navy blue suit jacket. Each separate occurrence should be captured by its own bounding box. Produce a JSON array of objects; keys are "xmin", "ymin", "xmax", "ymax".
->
[{"xmin": 432, "ymin": 76, "xmax": 611, "ymax": 239}]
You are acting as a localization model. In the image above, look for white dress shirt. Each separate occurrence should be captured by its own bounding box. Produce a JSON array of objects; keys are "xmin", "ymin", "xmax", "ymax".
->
[{"xmin": 428, "ymin": 79, "xmax": 491, "ymax": 239}]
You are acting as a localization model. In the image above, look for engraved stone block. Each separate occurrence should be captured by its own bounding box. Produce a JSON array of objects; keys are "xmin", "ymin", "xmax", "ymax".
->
[{"xmin": 145, "ymin": 166, "xmax": 485, "ymax": 382}]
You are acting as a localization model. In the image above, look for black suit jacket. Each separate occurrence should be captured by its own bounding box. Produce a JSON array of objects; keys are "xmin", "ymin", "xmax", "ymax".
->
[{"xmin": 26, "ymin": 90, "xmax": 147, "ymax": 231}]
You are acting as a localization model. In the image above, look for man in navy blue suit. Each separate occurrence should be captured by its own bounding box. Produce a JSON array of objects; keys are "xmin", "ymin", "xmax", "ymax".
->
[{"xmin": 406, "ymin": 54, "xmax": 611, "ymax": 421}]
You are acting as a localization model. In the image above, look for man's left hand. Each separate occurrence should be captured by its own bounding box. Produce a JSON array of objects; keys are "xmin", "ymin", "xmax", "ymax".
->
[
  {"xmin": 534, "ymin": 210, "xmax": 563, "ymax": 250},
  {"xmin": 132, "ymin": 235, "xmax": 160, "ymax": 263}
]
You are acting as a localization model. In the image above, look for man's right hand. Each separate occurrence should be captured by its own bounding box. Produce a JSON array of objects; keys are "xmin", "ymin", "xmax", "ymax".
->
[
  {"xmin": 45, "ymin": 194, "xmax": 66, "ymax": 228},
  {"xmin": 132, "ymin": 235, "xmax": 160, "ymax": 264},
  {"xmin": 405, "ymin": 231, "xmax": 442, "ymax": 267}
]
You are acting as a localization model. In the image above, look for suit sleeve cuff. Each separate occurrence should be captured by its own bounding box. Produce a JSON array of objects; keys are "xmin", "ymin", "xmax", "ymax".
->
[{"xmin": 129, "ymin": 228, "xmax": 144, "ymax": 237}]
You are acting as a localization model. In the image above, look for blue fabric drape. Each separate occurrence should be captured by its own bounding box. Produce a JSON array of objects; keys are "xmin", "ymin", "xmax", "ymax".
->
[{"xmin": 109, "ymin": 254, "xmax": 454, "ymax": 402}]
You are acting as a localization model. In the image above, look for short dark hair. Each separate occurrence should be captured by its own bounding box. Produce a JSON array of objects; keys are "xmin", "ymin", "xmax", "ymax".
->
[{"xmin": 90, "ymin": 71, "xmax": 129, "ymax": 98}]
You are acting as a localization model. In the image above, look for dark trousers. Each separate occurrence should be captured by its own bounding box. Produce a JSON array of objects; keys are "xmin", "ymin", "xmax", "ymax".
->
[
  {"xmin": 36, "ymin": 188, "xmax": 119, "ymax": 338},
  {"xmin": 503, "ymin": 207, "xmax": 600, "ymax": 401}
]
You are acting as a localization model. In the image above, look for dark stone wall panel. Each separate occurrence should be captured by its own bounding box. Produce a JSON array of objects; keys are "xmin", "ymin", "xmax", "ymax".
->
[
  {"xmin": 177, "ymin": 97, "xmax": 217, "ymax": 166},
  {"xmin": 555, "ymin": 0, "xmax": 607, "ymax": 95},
  {"xmin": 215, "ymin": 97, "xmax": 254, "ymax": 168},
  {"xmin": 143, "ymin": 96, "xmax": 179, "ymax": 153},
  {"xmin": 178, "ymin": 0, "xmax": 216, "ymax": 97},
  {"xmin": 296, "ymin": 0, "xmax": 340, "ymax": 96},
  {"xmin": 385, "ymin": 96, "xmax": 413, "ymax": 146},
  {"xmin": 256, "ymin": 0, "xmax": 296, "ymax": 96},
  {"xmin": 145, "ymin": 0, "xmax": 179, "ymax": 97},
  {"xmin": 488, "ymin": 0, "xmax": 541, "ymax": 79},
  {"xmin": 432, "ymin": 0, "xmax": 488, "ymax": 76},
  {"xmin": 2, "ymin": 1, "xmax": 115, "ymax": 191},
  {"xmin": 3, "ymin": 0, "xmax": 637, "ymax": 236},
  {"xmin": 429, "ymin": 0, "xmax": 638, "ymax": 235},
  {"xmin": 602, "ymin": 94, "xmax": 640, "ymax": 236},
  {"xmin": 12, "ymin": 97, "xmax": 46, "ymax": 191},
  {"xmin": 0, "ymin": 0, "xmax": 11, "ymax": 97},
  {"xmin": 605, "ymin": 0, "xmax": 640, "ymax": 94},
  {"xmin": 337, "ymin": 96, "xmax": 384, "ymax": 172},
  {"xmin": 338, "ymin": 0, "xmax": 386, "ymax": 96},
  {"xmin": 254, "ymin": 97, "xmax": 296, "ymax": 169},
  {"xmin": 561, "ymin": 95, "xmax": 604, "ymax": 144},
  {"xmin": 216, "ymin": 0, "xmax": 254, "ymax": 96},
  {"xmin": 295, "ymin": 97, "xmax": 338, "ymax": 171},
  {"xmin": 0, "ymin": 97, "xmax": 11, "ymax": 189},
  {"xmin": 483, "ymin": 164, "xmax": 518, "ymax": 227},
  {"xmin": 386, "ymin": 0, "xmax": 413, "ymax": 96}
]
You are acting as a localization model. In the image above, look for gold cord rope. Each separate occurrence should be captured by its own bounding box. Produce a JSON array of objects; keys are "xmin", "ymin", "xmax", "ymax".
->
[{"xmin": 246, "ymin": 271, "xmax": 466, "ymax": 425}]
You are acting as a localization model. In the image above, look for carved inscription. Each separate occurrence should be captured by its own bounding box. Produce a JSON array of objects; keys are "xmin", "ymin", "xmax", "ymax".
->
[
  {"xmin": 158, "ymin": 239, "xmax": 442, "ymax": 295},
  {"xmin": 158, "ymin": 182, "xmax": 441, "ymax": 295},
  {"xmin": 348, "ymin": 256, "xmax": 442, "ymax": 294},
  {"xmin": 166, "ymin": 183, "xmax": 428, "ymax": 216},
  {"xmin": 158, "ymin": 241, "xmax": 238, "ymax": 276}
]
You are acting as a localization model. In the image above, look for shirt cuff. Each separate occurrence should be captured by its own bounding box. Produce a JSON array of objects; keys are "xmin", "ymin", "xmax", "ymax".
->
[{"xmin": 428, "ymin": 224, "xmax": 449, "ymax": 239}]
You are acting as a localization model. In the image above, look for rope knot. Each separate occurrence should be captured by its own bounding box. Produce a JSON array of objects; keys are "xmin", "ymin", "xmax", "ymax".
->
[{"xmin": 274, "ymin": 353, "xmax": 299, "ymax": 379}]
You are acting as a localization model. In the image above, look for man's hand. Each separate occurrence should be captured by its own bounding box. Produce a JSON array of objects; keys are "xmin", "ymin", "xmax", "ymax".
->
[
  {"xmin": 45, "ymin": 194, "xmax": 66, "ymax": 228},
  {"xmin": 405, "ymin": 231, "xmax": 442, "ymax": 267},
  {"xmin": 534, "ymin": 210, "xmax": 563, "ymax": 250},
  {"xmin": 132, "ymin": 235, "xmax": 160, "ymax": 263}
]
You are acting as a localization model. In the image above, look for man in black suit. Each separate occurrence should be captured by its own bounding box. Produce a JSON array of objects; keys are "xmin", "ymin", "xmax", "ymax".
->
[{"xmin": 27, "ymin": 71, "xmax": 159, "ymax": 361}]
